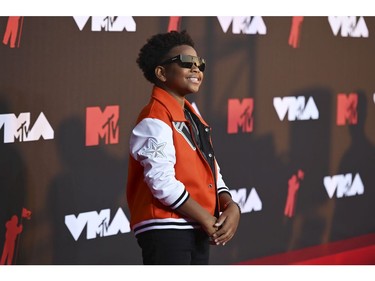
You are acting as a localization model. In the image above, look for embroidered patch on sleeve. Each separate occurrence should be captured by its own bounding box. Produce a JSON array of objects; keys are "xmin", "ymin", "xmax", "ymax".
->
[{"xmin": 139, "ymin": 138, "xmax": 167, "ymax": 158}]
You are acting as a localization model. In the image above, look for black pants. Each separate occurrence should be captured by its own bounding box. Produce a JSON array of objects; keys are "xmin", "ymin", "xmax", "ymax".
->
[{"xmin": 136, "ymin": 229, "xmax": 210, "ymax": 265}]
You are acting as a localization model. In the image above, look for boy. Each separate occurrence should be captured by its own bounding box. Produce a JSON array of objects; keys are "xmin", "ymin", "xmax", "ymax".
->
[{"xmin": 126, "ymin": 30, "xmax": 240, "ymax": 265}]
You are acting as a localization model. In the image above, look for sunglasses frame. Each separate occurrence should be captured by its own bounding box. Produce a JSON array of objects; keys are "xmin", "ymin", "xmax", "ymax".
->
[{"xmin": 160, "ymin": 54, "xmax": 206, "ymax": 72}]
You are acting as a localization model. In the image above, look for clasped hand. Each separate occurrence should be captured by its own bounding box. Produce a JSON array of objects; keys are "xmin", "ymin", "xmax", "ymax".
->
[{"xmin": 208, "ymin": 203, "xmax": 240, "ymax": 246}]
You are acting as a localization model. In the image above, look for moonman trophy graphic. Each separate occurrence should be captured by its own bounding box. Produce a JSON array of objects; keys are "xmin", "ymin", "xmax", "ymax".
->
[
  {"xmin": 284, "ymin": 170, "xmax": 304, "ymax": 218},
  {"xmin": 0, "ymin": 208, "xmax": 31, "ymax": 265},
  {"xmin": 168, "ymin": 17, "xmax": 181, "ymax": 32},
  {"xmin": 2, "ymin": 17, "xmax": 24, "ymax": 48},
  {"xmin": 288, "ymin": 16, "xmax": 304, "ymax": 48}
]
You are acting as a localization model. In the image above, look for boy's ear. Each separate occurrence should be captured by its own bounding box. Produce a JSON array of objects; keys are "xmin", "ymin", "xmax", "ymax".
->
[{"xmin": 155, "ymin": 66, "xmax": 167, "ymax": 82}]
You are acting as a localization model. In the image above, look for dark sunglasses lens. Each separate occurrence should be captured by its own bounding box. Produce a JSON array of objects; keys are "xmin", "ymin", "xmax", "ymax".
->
[
  {"xmin": 179, "ymin": 55, "xmax": 205, "ymax": 72},
  {"xmin": 180, "ymin": 62, "xmax": 194, "ymax": 68},
  {"xmin": 198, "ymin": 62, "xmax": 205, "ymax": 72}
]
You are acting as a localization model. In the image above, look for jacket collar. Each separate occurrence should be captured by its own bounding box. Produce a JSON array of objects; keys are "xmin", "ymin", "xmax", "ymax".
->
[{"xmin": 151, "ymin": 86, "xmax": 208, "ymax": 126}]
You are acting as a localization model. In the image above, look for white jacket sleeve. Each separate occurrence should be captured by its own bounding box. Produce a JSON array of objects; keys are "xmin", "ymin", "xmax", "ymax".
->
[
  {"xmin": 129, "ymin": 118, "xmax": 188, "ymax": 209},
  {"xmin": 215, "ymin": 160, "xmax": 230, "ymax": 195}
]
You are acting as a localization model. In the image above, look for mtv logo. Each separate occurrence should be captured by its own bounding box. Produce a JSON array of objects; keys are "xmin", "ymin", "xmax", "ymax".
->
[
  {"xmin": 227, "ymin": 98, "xmax": 254, "ymax": 134},
  {"xmin": 86, "ymin": 105, "xmax": 119, "ymax": 146},
  {"xmin": 337, "ymin": 93, "xmax": 358, "ymax": 126}
]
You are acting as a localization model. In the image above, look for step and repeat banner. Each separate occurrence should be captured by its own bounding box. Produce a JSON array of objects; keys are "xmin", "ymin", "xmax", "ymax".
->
[{"xmin": 1, "ymin": 16, "xmax": 375, "ymax": 265}]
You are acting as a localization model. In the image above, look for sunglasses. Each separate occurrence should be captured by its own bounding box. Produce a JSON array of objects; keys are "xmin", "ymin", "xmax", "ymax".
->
[{"xmin": 160, "ymin": 54, "xmax": 206, "ymax": 72}]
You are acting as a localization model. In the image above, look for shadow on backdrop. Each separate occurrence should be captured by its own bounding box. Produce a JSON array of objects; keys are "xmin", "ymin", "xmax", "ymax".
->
[
  {"xmin": 46, "ymin": 116, "xmax": 141, "ymax": 264},
  {"xmin": 0, "ymin": 98, "xmax": 28, "ymax": 265},
  {"xmin": 285, "ymin": 86, "xmax": 333, "ymax": 251},
  {"xmin": 330, "ymin": 90, "xmax": 375, "ymax": 241}
]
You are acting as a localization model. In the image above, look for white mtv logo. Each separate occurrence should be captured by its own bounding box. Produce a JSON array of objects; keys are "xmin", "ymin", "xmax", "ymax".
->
[
  {"xmin": 217, "ymin": 16, "xmax": 266, "ymax": 34},
  {"xmin": 0, "ymin": 112, "xmax": 54, "ymax": 143},
  {"xmin": 65, "ymin": 208, "xmax": 131, "ymax": 241},
  {"xmin": 328, "ymin": 16, "xmax": 368, "ymax": 37},
  {"xmin": 229, "ymin": 187, "xmax": 262, "ymax": 213},
  {"xmin": 73, "ymin": 16, "xmax": 136, "ymax": 32},
  {"xmin": 273, "ymin": 96, "xmax": 319, "ymax": 121},
  {"xmin": 324, "ymin": 173, "xmax": 364, "ymax": 198}
]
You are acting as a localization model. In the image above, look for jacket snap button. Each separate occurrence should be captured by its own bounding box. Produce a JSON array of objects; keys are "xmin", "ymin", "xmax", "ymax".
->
[{"xmin": 208, "ymin": 184, "xmax": 213, "ymax": 188}]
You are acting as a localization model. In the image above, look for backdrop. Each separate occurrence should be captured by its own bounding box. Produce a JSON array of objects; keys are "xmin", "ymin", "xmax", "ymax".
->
[{"xmin": 1, "ymin": 16, "xmax": 374, "ymax": 265}]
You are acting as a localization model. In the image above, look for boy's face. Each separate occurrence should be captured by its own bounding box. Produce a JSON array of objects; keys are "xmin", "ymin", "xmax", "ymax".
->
[{"xmin": 160, "ymin": 45, "xmax": 204, "ymax": 98}]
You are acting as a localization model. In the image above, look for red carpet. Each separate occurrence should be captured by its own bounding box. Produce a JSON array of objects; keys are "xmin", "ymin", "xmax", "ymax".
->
[{"xmin": 237, "ymin": 233, "xmax": 375, "ymax": 265}]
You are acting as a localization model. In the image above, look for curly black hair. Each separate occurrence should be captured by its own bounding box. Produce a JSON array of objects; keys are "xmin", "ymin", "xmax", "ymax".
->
[{"xmin": 136, "ymin": 30, "xmax": 195, "ymax": 84}]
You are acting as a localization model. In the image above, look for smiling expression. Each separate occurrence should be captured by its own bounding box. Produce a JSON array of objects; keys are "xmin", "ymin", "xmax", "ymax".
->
[{"xmin": 156, "ymin": 45, "xmax": 204, "ymax": 103}]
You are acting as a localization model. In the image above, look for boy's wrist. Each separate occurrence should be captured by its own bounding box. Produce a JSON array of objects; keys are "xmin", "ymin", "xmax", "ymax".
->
[{"xmin": 223, "ymin": 201, "xmax": 241, "ymax": 214}]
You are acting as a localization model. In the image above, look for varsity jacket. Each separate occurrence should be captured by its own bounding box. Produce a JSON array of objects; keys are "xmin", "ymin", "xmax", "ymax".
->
[{"xmin": 126, "ymin": 86, "xmax": 230, "ymax": 236}]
